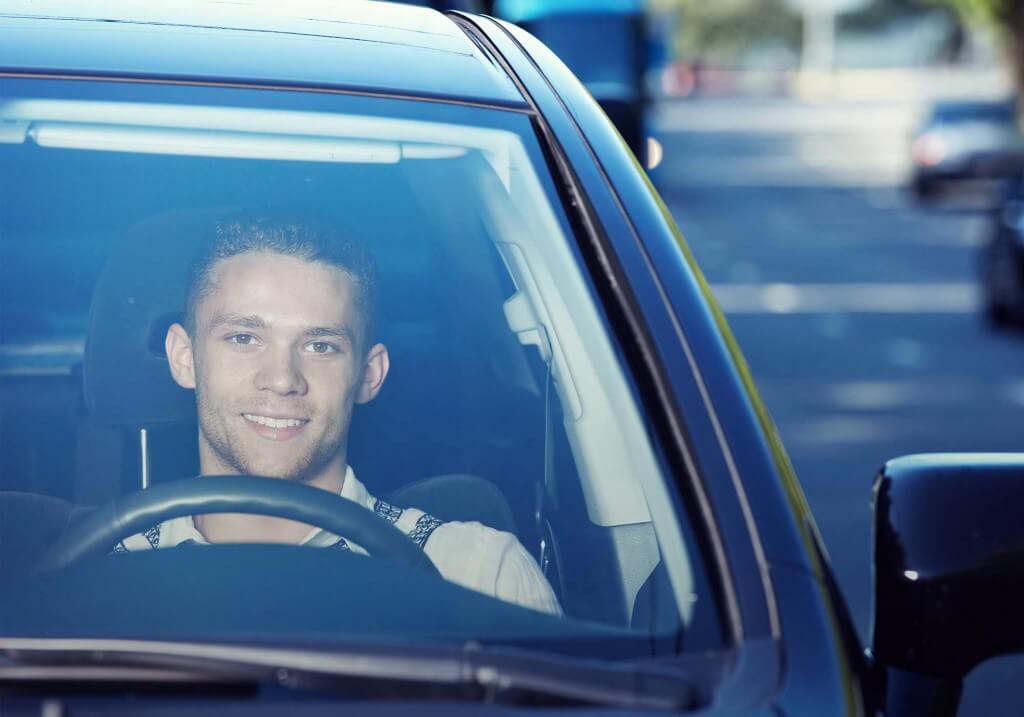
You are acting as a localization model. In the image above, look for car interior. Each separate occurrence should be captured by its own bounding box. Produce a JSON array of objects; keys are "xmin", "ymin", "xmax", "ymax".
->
[{"xmin": 0, "ymin": 88, "xmax": 718, "ymax": 651}]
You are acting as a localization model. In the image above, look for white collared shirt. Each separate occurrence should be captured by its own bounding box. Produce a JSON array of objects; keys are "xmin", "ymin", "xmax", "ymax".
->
[{"xmin": 113, "ymin": 467, "xmax": 561, "ymax": 615}]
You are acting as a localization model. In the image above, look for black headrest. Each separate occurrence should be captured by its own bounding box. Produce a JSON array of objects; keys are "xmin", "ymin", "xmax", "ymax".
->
[
  {"xmin": 384, "ymin": 474, "xmax": 518, "ymax": 537},
  {"xmin": 83, "ymin": 210, "xmax": 223, "ymax": 429}
]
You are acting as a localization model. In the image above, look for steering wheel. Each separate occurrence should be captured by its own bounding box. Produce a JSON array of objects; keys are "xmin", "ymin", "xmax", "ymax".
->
[{"xmin": 35, "ymin": 475, "xmax": 441, "ymax": 576}]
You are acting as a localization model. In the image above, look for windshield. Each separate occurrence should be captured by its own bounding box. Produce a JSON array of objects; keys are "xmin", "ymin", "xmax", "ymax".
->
[{"xmin": 0, "ymin": 78, "xmax": 720, "ymax": 662}]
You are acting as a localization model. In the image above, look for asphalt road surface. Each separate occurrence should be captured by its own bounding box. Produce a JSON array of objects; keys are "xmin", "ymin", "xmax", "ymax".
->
[{"xmin": 651, "ymin": 96, "xmax": 1024, "ymax": 714}]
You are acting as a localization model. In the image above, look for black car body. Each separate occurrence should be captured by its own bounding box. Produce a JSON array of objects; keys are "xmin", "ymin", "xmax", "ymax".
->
[
  {"xmin": 1, "ymin": 3, "xmax": 1023, "ymax": 717},
  {"xmin": 980, "ymin": 175, "xmax": 1024, "ymax": 326}
]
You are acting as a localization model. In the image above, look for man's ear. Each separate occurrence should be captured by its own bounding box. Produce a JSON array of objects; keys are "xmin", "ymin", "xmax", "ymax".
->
[
  {"xmin": 355, "ymin": 342, "xmax": 389, "ymax": 404},
  {"xmin": 165, "ymin": 322, "xmax": 197, "ymax": 390}
]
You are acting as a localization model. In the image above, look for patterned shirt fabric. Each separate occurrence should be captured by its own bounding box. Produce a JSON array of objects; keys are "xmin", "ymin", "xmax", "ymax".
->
[{"xmin": 112, "ymin": 466, "xmax": 561, "ymax": 615}]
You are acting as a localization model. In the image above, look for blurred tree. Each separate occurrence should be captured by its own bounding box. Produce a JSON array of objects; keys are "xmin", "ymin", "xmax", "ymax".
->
[
  {"xmin": 840, "ymin": 0, "xmax": 964, "ymax": 62},
  {"xmin": 648, "ymin": 0, "xmax": 801, "ymax": 64},
  {"xmin": 934, "ymin": 0, "xmax": 1024, "ymax": 83},
  {"xmin": 842, "ymin": 0, "xmax": 941, "ymax": 29}
]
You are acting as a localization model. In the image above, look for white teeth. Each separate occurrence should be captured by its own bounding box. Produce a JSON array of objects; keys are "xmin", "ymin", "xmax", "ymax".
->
[{"xmin": 243, "ymin": 414, "xmax": 304, "ymax": 429}]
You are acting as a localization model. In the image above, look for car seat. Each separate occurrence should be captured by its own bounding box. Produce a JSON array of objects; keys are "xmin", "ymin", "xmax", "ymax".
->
[{"xmin": 0, "ymin": 207, "xmax": 525, "ymax": 580}]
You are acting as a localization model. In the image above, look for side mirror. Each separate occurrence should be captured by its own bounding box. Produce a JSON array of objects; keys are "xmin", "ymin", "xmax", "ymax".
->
[{"xmin": 872, "ymin": 453, "xmax": 1024, "ymax": 717}]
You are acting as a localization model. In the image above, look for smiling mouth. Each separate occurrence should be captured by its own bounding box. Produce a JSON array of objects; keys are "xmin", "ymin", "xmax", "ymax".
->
[{"xmin": 242, "ymin": 414, "xmax": 309, "ymax": 429}]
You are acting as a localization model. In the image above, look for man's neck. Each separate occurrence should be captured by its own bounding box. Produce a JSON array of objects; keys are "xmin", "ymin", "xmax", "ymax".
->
[{"xmin": 194, "ymin": 464, "xmax": 346, "ymax": 545}]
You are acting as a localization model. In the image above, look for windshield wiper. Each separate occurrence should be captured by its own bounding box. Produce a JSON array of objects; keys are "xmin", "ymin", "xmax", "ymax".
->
[{"xmin": 0, "ymin": 637, "xmax": 702, "ymax": 710}]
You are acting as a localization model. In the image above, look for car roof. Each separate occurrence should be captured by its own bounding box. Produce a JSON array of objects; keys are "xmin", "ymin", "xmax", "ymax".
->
[{"xmin": 0, "ymin": 0, "xmax": 525, "ymax": 107}]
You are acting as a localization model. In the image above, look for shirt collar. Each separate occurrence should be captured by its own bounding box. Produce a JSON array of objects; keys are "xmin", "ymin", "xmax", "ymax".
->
[
  {"xmin": 170, "ymin": 468, "xmax": 370, "ymax": 547},
  {"xmin": 300, "ymin": 465, "xmax": 374, "ymax": 545},
  {"xmin": 338, "ymin": 464, "xmax": 376, "ymax": 510}
]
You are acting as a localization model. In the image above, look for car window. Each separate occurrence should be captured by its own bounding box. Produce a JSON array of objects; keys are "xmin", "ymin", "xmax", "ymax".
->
[
  {"xmin": 0, "ymin": 78, "xmax": 722, "ymax": 658},
  {"xmin": 930, "ymin": 99, "xmax": 1016, "ymax": 124}
]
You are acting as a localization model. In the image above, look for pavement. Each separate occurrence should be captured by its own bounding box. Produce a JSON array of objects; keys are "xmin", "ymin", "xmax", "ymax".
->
[{"xmin": 651, "ymin": 95, "xmax": 1024, "ymax": 714}]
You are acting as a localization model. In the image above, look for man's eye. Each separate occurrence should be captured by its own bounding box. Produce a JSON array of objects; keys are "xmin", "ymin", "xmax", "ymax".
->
[
  {"xmin": 306, "ymin": 341, "xmax": 337, "ymax": 354},
  {"xmin": 228, "ymin": 333, "xmax": 256, "ymax": 346}
]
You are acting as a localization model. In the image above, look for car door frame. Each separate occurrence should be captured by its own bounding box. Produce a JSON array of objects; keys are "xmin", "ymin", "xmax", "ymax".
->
[{"xmin": 454, "ymin": 11, "xmax": 872, "ymax": 715}]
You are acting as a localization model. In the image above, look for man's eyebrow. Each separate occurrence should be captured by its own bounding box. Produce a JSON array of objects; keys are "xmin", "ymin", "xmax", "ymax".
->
[
  {"xmin": 304, "ymin": 325, "xmax": 354, "ymax": 342},
  {"xmin": 206, "ymin": 313, "xmax": 268, "ymax": 331}
]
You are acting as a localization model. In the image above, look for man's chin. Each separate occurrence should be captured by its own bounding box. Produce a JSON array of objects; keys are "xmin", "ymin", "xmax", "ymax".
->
[
  {"xmin": 200, "ymin": 429, "xmax": 340, "ymax": 485},
  {"xmin": 234, "ymin": 454, "xmax": 337, "ymax": 484},
  {"xmin": 228, "ymin": 439, "xmax": 313, "ymax": 479},
  {"xmin": 209, "ymin": 448, "xmax": 308, "ymax": 481},
  {"xmin": 234, "ymin": 463, "xmax": 306, "ymax": 481}
]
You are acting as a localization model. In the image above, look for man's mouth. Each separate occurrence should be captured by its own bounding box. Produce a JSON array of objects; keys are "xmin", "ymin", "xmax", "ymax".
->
[
  {"xmin": 241, "ymin": 413, "xmax": 309, "ymax": 440},
  {"xmin": 242, "ymin": 414, "xmax": 307, "ymax": 429}
]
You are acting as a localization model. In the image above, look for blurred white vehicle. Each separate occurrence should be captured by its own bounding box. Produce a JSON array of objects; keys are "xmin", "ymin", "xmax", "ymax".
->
[{"xmin": 910, "ymin": 98, "xmax": 1024, "ymax": 200}]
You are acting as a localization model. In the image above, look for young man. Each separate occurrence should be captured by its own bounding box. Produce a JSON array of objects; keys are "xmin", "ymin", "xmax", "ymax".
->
[{"xmin": 114, "ymin": 211, "xmax": 560, "ymax": 616}]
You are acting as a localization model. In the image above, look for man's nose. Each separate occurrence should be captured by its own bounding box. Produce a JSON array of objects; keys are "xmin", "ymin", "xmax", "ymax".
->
[{"xmin": 254, "ymin": 346, "xmax": 308, "ymax": 396}]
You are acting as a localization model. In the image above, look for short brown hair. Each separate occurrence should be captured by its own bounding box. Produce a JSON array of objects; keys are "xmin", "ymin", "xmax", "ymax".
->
[{"xmin": 184, "ymin": 210, "xmax": 378, "ymax": 350}]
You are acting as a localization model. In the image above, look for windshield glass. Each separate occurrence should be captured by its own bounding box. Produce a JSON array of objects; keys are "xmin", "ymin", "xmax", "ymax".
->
[{"xmin": 0, "ymin": 78, "xmax": 720, "ymax": 660}]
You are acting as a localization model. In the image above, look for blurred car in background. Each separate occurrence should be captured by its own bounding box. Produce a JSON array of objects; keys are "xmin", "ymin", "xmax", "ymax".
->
[
  {"xmin": 981, "ymin": 175, "xmax": 1024, "ymax": 327},
  {"xmin": 910, "ymin": 98, "xmax": 1024, "ymax": 201},
  {"xmin": 496, "ymin": 0, "xmax": 648, "ymax": 164}
]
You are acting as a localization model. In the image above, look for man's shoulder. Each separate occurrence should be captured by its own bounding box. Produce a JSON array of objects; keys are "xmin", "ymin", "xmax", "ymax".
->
[
  {"xmin": 383, "ymin": 497, "xmax": 517, "ymax": 553},
  {"xmin": 422, "ymin": 515, "xmax": 531, "ymax": 573},
  {"xmin": 423, "ymin": 517, "xmax": 561, "ymax": 615},
  {"xmin": 428, "ymin": 516, "xmax": 516, "ymax": 545},
  {"xmin": 370, "ymin": 497, "xmax": 447, "ymax": 549}
]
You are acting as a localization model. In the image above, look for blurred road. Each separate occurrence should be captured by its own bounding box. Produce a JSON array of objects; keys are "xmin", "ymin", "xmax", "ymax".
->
[{"xmin": 651, "ymin": 96, "xmax": 1024, "ymax": 713}]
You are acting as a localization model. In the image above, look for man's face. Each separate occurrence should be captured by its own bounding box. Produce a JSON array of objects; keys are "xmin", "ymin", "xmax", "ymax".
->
[{"xmin": 165, "ymin": 250, "xmax": 388, "ymax": 484}]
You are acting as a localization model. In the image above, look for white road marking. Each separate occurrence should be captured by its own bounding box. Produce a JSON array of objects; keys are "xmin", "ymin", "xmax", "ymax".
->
[
  {"xmin": 710, "ymin": 282, "xmax": 979, "ymax": 314},
  {"xmin": 788, "ymin": 415, "xmax": 892, "ymax": 444},
  {"xmin": 655, "ymin": 100, "xmax": 919, "ymax": 135},
  {"xmin": 825, "ymin": 380, "xmax": 977, "ymax": 410},
  {"xmin": 653, "ymin": 98, "xmax": 919, "ymax": 188}
]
